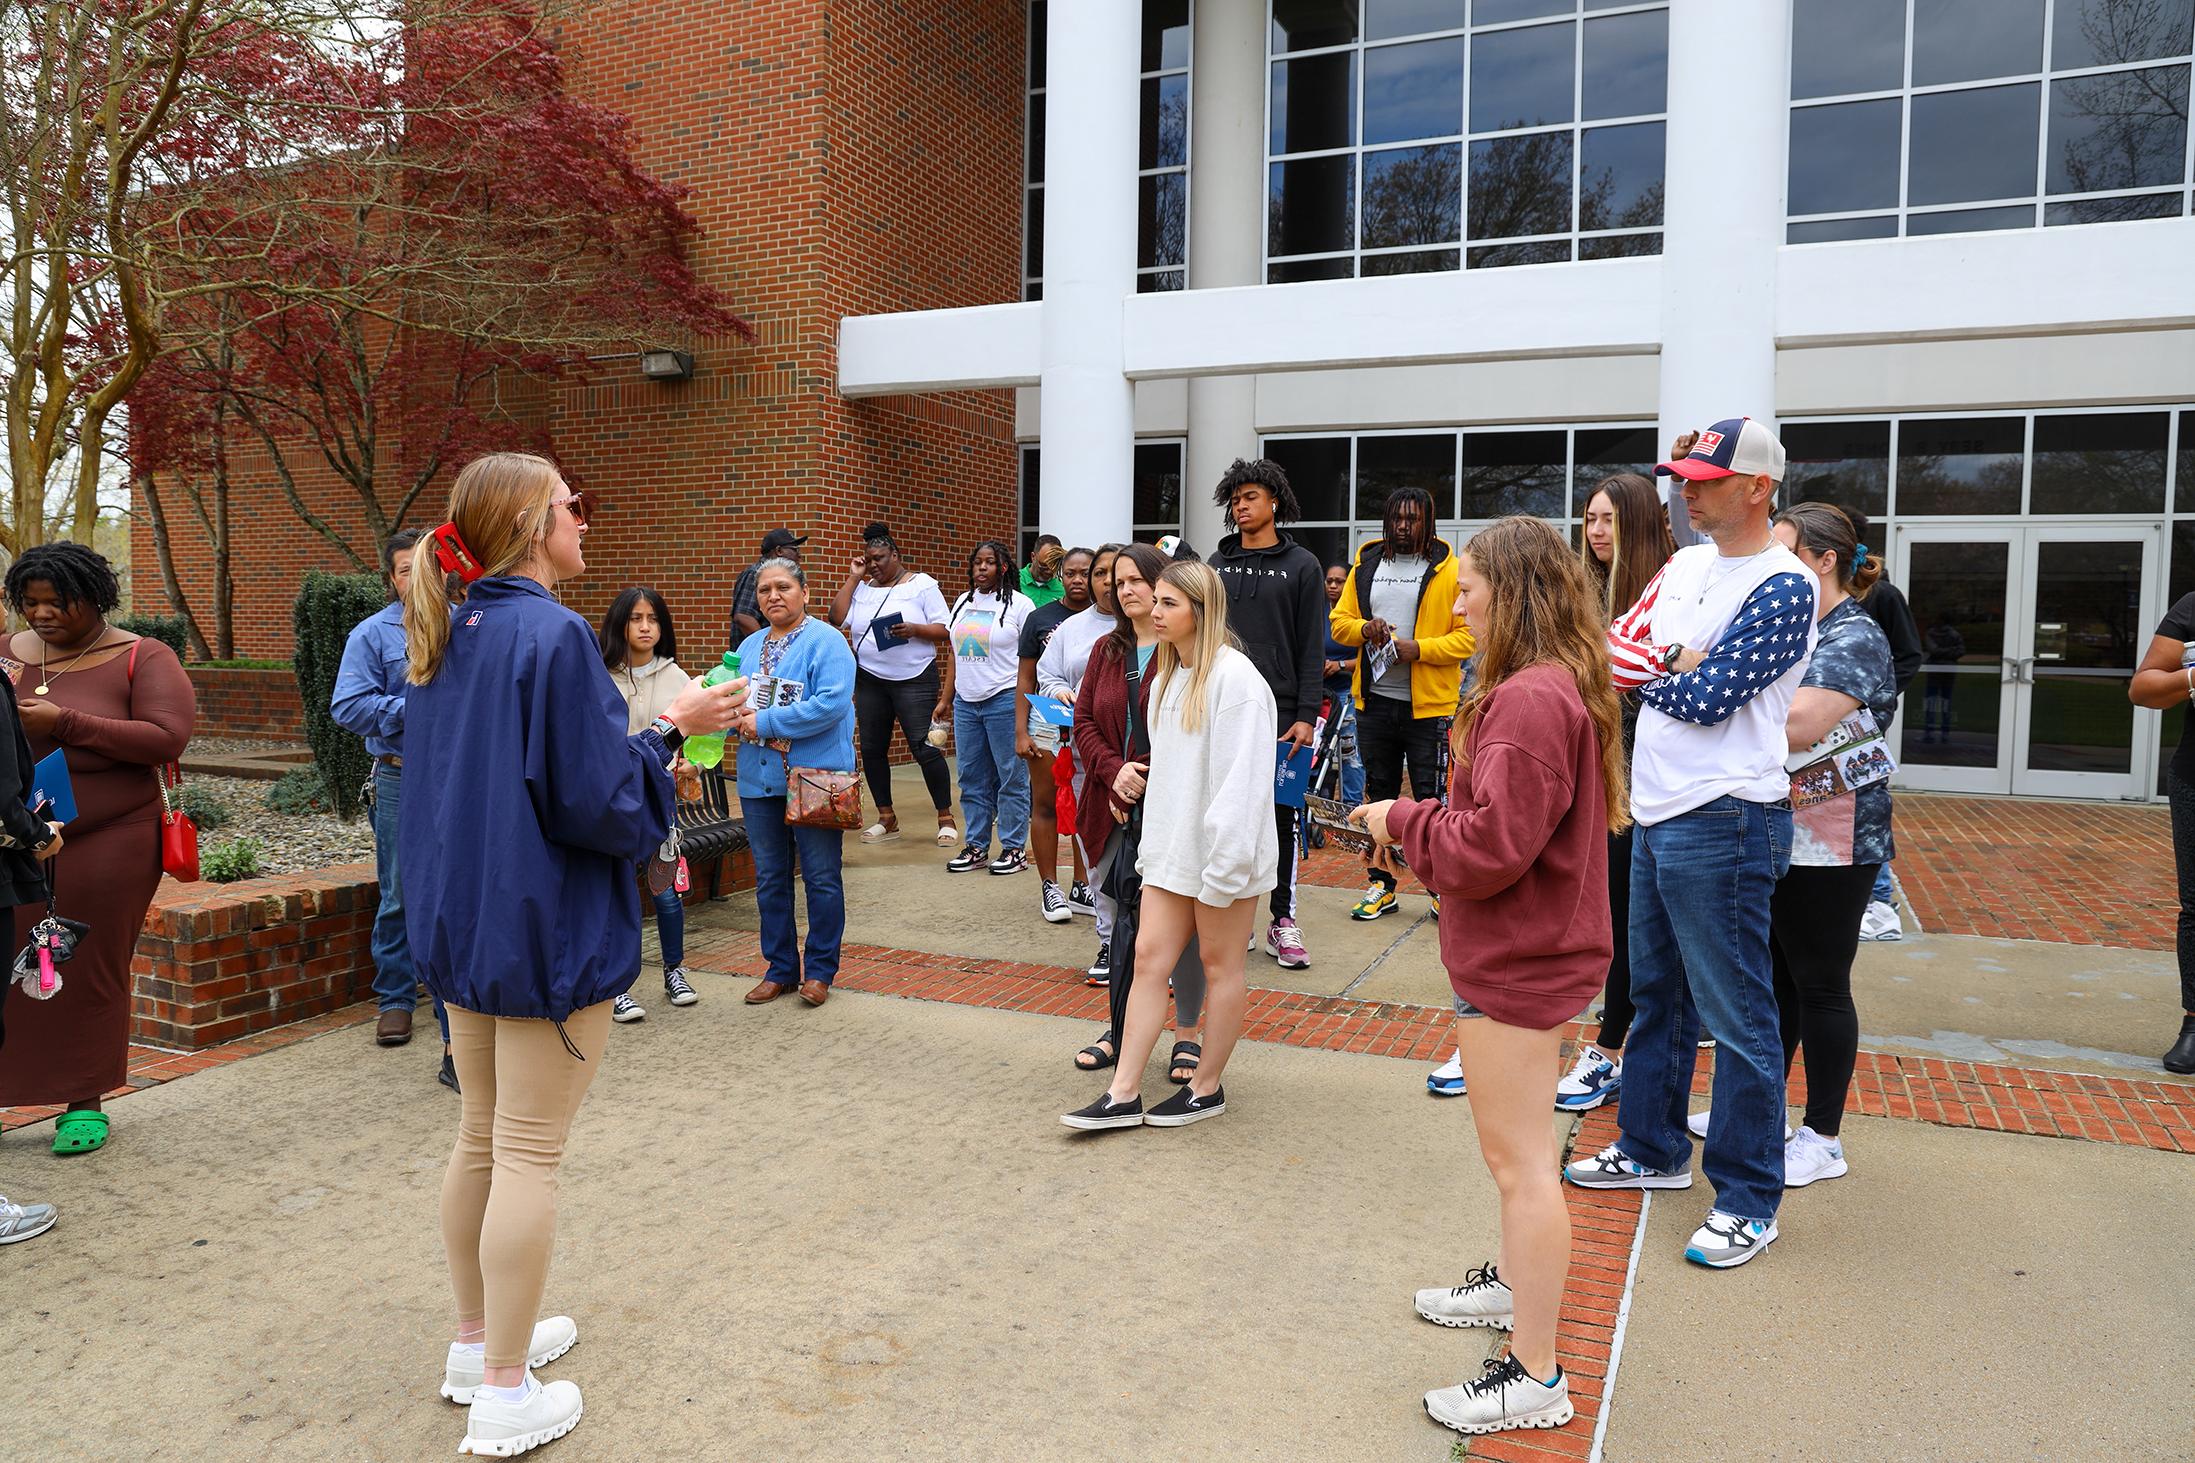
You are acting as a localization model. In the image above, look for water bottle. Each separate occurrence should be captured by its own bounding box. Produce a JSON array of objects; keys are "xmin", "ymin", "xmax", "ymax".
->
[{"xmin": 682, "ymin": 651, "xmax": 742, "ymax": 769}]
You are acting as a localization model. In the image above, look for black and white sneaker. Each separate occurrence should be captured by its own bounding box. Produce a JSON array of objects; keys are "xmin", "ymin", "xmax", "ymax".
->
[
  {"xmin": 1144, "ymin": 1085, "xmax": 1225, "ymax": 1127},
  {"xmin": 946, "ymin": 844, "xmax": 987, "ymax": 873},
  {"xmin": 662, "ymin": 968, "xmax": 698, "ymax": 1006},
  {"xmin": 989, "ymin": 847, "xmax": 1029, "ymax": 875},
  {"xmin": 1085, "ymin": 940, "xmax": 1111, "ymax": 986},
  {"xmin": 1684, "ymin": 1209, "xmax": 1779, "ymax": 1269},
  {"xmin": 611, "ymin": 993, "xmax": 645, "ymax": 1023},
  {"xmin": 1066, "ymin": 881, "xmax": 1096, "ymax": 916},
  {"xmin": 1040, "ymin": 880, "xmax": 1071, "ymax": 923},
  {"xmin": 1424, "ymin": 1355, "xmax": 1573, "ymax": 1436},
  {"xmin": 1563, "ymin": 1143, "xmax": 1692, "ymax": 1190},
  {"xmin": 1060, "ymin": 1092, "xmax": 1144, "ymax": 1130}
]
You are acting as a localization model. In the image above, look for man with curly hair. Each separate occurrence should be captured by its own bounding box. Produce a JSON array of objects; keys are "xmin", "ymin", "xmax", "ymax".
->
[{"xmin": 1208, "ymin": 457, "xmax": 1328, "ymax": 969}]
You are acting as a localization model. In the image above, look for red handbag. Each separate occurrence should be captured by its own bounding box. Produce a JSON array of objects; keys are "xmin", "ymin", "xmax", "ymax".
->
[{"xmin": 157, "ymin": 762, "xmax": 200, "ymax": 881}]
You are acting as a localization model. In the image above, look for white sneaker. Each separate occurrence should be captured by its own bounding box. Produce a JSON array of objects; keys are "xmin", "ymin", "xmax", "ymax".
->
[
  {"xmin": 1039, "ymin": 880, "xmax": 1071, "ymax": 924},
  {"xmin": 1684, "ymin": 1209, "xmax": 1779, "ymax": 1269},
  {"xmin": 1425, "ymin": 1355, "xmax": 1573, "ymax": 1436},
  {"xmin": 1686, "ymin": 1108, "xmax": 1792, "ymax": 1142},
  {"xmin": 1563, "ymin": 1143, "xmax": 1692, "ymax": 1190},
  {"xmin": 1783, "ymin": 1126, "xmax": 1849, "ymax": 1188},
  {"xmin": 0, "ymin": 1192, "xmax": 57, "ymax": 1244},
  {"xmin": 459, "ymin": 1374, "xmax": 583, "ymax": 1456},
  {"xmin": 1413, "ymin": 1262, "xmax": 1514, "ymax": 1331},
  {"xmin": 1426, "ymin": 1051, "xmax": 1466, "ymax": 1097},
  {"xmin": 442, "ymin": 1317, "xmax": 580, "ymax": 1403},
  {"xmin": 1858, "ymin": 901, "xmax": 1903, "ymax": 941},
  {"xmin": 1554, "ymin": 1046, "xmax": 1620, "ymax": 1111}
]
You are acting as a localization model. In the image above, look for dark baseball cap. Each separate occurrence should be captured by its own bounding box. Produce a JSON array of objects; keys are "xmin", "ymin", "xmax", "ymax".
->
[{"xmin": 759, "ymin": 528, "xmax": 809, "ymax": 555}]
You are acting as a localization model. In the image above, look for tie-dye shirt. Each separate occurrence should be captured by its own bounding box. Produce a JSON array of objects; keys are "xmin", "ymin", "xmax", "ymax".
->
[{"xmin": 1791, "ymin": 598, "xmax": 1898, "ymax": 867}]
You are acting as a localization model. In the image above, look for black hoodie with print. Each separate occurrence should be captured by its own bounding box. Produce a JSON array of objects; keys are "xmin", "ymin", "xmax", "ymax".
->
[{"xmin": 1210, "ymin": 529, "xmax": 1329, "ymax": 731}]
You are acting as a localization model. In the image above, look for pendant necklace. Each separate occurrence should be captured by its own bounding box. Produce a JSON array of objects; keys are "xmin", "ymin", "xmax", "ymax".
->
[{"xmin": 35, "ymin": 634, "xmax": 106, "ymax": 696}]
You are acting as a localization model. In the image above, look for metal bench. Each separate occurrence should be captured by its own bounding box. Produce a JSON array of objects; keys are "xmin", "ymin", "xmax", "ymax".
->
[{"xmin": 673, "ymin": 766, "xmax": 748, "ymax": 899}]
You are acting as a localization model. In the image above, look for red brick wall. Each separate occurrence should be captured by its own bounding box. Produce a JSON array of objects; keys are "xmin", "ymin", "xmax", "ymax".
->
[
  {"xmin": 189, "ymin": 667, "xmax": 306, "ymax": 740},
  {"xmin": 134, "ymin": 1, "xmax": 1026, "ymax": 659}
]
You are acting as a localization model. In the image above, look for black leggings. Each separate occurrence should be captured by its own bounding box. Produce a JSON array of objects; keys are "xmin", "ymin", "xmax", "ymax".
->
[
  {"xmin": 1598, "ymin": 825, "xmax": 1636, "ymax": 1050},
  {"xmin": 1771, "ymin": 862, "xmax": 1878, "ymax": 1138},
  {"xmin": 854, "ymin": 666, "xmax": 952, "ymax": 814},
  {"xmin": 2167, "ymin": 771, "xmax": 2195, "ymax": 1011}
]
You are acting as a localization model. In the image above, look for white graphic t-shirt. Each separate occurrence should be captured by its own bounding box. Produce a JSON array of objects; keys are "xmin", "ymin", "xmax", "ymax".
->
[{"xmin": 948, "ymin": 588, "xmax": 1035, "ymax": 703}]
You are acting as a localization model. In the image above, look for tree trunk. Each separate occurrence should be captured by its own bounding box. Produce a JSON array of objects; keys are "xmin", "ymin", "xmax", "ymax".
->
[{"xmin": 138, "ymin": 473, "xmax": 212, "ymax": 661}]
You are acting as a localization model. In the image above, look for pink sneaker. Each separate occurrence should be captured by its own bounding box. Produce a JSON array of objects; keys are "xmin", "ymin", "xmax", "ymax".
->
[{"xmin": 1266, "ymin": 918, "xmax": 1310, "ymax": 969}]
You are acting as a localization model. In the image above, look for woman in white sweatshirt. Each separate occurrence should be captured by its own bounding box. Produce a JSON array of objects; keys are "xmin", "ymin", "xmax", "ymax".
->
[
  {"xmin": 1062, "ymin": 560, "xmax": 1278, "ymax": 1131},
  {"xmin": 599, "ymin": 587, "xmax": 699, "ymax": 1022}
]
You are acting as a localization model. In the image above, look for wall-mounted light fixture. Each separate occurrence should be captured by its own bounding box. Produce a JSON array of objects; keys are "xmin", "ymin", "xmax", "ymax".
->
[{"xmin": 639, "ymin": 348, "xmax": 694, "ymax": 381}]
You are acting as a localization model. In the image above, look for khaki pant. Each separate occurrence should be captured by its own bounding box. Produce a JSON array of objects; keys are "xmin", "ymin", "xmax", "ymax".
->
[{"xmin": 442, "ymin": 1001, "xmax": 613, "ymax": 1368}]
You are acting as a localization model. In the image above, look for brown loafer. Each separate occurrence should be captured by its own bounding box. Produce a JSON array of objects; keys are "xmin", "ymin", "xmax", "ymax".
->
[
  {"xmin": 797, "ymin": 980, "xmax": 830, "ymax": 1007},
  {"xmin": 744, "ymin": 978, "xmax": 793, "ymax": 1005},
  {"xmin": 375, "ymin": 1008, "xmax": 413, "ymax": 1046}
]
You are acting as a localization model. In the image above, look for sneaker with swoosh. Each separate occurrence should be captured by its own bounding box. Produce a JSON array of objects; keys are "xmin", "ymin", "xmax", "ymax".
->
[
  {"xmin": 1684, "ymin": 1209, "xmax": 1779, "ymax": 1269},
  {"xmin": 1563, "ymin": 1143, "xmax": 1693, "ymax": 1190}
]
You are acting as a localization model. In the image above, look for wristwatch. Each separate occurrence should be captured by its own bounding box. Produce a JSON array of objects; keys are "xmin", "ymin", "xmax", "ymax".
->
[
  {"xmin": 646, "ymin": 715, "xmax": 685, "ymax": 755},
  {"xmin": 1659, "ymin": 643, "xmax": 1686, "ymax": 675}
]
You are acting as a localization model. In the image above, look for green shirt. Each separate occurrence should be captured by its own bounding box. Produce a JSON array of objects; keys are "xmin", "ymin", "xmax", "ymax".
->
[{"xmin": 1019, "ymin": 564, "xmax": 1064, "ymax": 608}]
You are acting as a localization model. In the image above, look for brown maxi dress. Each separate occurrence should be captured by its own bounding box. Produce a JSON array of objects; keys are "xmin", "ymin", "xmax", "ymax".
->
[{"xmin": 0, "ymin": 636, "xmax": 194, "ymax": 1106}]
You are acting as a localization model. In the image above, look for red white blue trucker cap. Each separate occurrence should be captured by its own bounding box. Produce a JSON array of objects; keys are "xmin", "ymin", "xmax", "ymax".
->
[{"xmin": 1655, "ymin": 417, "xmax": 1786, "ymax": 482}]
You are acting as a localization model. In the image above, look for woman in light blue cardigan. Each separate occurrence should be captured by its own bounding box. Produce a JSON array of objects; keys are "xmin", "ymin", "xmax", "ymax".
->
[{"xmin": 732, "ymin": 558, "xmax": 858, "ymax": 1007}]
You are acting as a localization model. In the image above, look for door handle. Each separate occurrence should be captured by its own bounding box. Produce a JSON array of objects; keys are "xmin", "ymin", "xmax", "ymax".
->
[
  {"xmin": 2002, "ymin": 657, "xmax": 2024, "ymax": 685},
  {"xmin": 2018, "ymin": 656, "xmax": 2036, "ymax": 684}
]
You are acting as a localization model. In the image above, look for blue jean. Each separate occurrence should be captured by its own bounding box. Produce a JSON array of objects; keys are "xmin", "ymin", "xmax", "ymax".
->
[
  {"xmin": 1615, "ymin": 794, "xmax": 1792, "ymax": 1223},
  {"xmin": 1331, "ymin": 697, "xmax": 1366, "ymax": 806},
  {"xmin": 650, "ymin": 884, "xmax": 685, "ymax": 970},
  {"xmin": 1870, "ymin": 862, "xmax": 1895, "ymax": 905},
  {"xmin": 741, "ymin": 797, "xmax": 846, "ymax": 988},
  {"xmin": 953, "ymin": 692, "xmax": 1029, "ymax": 853},
  {"xmin": 370, "ymin": 763, "xmax": 447, "ymax": 1041}
]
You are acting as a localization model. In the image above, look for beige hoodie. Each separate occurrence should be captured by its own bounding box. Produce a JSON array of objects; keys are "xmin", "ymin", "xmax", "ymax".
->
[{"xmin": 615, "ymin": 656, "xmax": 692, "ymax": 734}]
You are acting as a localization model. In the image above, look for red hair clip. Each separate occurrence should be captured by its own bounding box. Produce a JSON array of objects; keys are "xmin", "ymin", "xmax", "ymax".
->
[{"xmin": 430, "ymin": 522, "xmax": 486, "ymax": 584}]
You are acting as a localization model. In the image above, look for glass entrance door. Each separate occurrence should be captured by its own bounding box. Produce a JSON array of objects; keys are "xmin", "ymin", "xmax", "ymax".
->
[{"xmin": 1895, "ymin": 525, "xmax": 2158, "ymax": 799}]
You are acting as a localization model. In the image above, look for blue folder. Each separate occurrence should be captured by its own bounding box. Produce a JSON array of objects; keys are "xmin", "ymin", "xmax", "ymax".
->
[
  {"xmin": 31, "ymin": 747, "xmax": 75, "ymax": 824},
  {"xmin": 1273, "ymin": 742, "xmax": 1314, "ymax": 809},
  {"xmin": 869, "ymin": 613, "xmax": 905, "ymax": 651},
  {"xmin": 1028, "ymin": 696, "xmax": 1073, "ymax": 728}
]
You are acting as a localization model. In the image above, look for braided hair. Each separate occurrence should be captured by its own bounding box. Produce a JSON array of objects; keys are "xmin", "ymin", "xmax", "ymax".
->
[{"xmin": 5, "ymin": 542, "xmax": 121, "ymax": 616}]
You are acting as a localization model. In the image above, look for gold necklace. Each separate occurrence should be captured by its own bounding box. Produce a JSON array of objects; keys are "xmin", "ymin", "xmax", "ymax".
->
[{"xmin": 35, "ymin": 632, "xmax": 109, "ymax": 695}]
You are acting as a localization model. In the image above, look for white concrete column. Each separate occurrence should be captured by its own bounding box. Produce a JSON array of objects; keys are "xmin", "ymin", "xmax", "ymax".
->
[
  {"xmin": 1038, "ymin": 0, "xmax": 1140, "ymax": 550},
  {"xmin": 1183, "ymin": 0, "xmax": 1266, "ymax": 545},
  {"xmin": 1656, "ymin": 0, "xmax": 1790, "ymax": 545}
]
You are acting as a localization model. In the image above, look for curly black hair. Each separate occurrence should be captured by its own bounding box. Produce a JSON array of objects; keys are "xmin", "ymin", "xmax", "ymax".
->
[
  {"xmin": 1211, "ymin": 457, "xmax": 1301, "ymax": 523},
  {"xmin": 5, "ymin": 541, "xmax": 121, "ymax": 616},
  {"xmin": 962, "ymin": 539, "xmax": 1020, "ymax": 602}
]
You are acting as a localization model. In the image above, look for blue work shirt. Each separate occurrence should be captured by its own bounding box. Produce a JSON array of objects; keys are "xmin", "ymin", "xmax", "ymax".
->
[
  {"xmin": 330, "ymin": 602, "xmax": 409, "ymax": 758},
  {"xmin": 400, "ymin": 576, "xmax": 678, "ymax": 1022}
]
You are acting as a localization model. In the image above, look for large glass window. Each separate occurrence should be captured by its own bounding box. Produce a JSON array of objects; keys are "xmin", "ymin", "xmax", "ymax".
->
[
  {"xmin": 1018, "ymin": 440, "xmax": 1190, "ymax": 560},
  {"xmin": 1266, "ymin": 1, "xmax": 1670, "ymax": 281},
  {"xmin": 1262, "ymin": 422, "xmax": 1657, "ymax": 566},
  {"xmin": 1027, "ymin": 2, "xmax": 1192, "ymax": 301},
  {"xmin": 1787, "ymin": 0, "xmax": 2195, "ymax": 242}
]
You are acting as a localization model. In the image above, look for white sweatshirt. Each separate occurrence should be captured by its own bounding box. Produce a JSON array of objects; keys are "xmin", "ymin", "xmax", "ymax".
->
[
  {"xmin": 1137, "ymin": 644, "xmax": 1280, "ymax": 907},
  {"xmin": 615, "ymin": 656, "xmax": 692, "ymax": 735},
  {"xmin": 1035, "ymin": 605, "xmax": 1116, "ymax": 701}
]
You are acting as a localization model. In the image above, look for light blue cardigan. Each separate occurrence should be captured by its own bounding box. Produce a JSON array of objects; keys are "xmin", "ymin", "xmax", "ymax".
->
[{"xmin": 732, "ymin": 617, "xmax": 858, "ymax": 799}]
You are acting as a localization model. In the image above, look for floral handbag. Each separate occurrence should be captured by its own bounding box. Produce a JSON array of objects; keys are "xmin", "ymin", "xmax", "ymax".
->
[{"xmin": 786, "ymin": 768, "xmax": 862, "ymax": 830}]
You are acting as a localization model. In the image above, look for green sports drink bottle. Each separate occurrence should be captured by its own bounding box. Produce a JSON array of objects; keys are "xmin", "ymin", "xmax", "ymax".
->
[{"xmin": 681, "ymin": 651, "xmax": 742, "ymax": 768}]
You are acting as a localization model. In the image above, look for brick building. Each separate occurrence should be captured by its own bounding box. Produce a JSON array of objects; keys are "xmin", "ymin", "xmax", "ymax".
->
[{"xmin": 133, "ymin": 0, "xmax": 1029, "ymax": 663}]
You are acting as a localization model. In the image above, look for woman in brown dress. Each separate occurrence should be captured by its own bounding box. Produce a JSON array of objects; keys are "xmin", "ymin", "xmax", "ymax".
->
[{"xmin": 0, "ymin": 544, "xmax": 194, "ymax": 1154}]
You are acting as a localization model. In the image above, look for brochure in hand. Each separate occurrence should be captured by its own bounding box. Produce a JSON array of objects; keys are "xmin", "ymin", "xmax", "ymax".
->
[
  {"xmin": 869, "ymin": 613, "xmax": 905, "ymax": 651},
  {"xmin": 31, "ymin": 747, "xmax": 74, "ymax": 824},
  {"xmin": 1786, "ymin": 708, "xmax": 1896, "ymax": 809},
  {"xmin": 1304, "ymin": 794, "xmax": 1374, "ymax": 856},
  {"xmin": 1274, "ymin": 741, "xmax": 1315, "ymax": 809},
  {"xmin": 1027, "ymin": 695, "xmax": 1073, "ymax": 728}
]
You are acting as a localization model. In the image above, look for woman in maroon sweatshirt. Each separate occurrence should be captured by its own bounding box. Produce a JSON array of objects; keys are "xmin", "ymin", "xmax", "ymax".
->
[{"xmin": 1356, "ymin": 514, "xmax": 1626, "ymax": 1440}]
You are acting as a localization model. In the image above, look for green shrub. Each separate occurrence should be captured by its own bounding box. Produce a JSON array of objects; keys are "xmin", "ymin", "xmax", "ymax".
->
[
  {"xmin": 116, "ymin": 614, "xmax": 190, "ymax": 658},
  {"xmin": 175, "ymin": 781, "xmax": 234, "ymax": 832},
  {"xmin": 201, "ymin": 836, "xmax": 267, "ymax": 883},
  {"xmin": 264, "ymin": 766, "xmax": 334, "ymax": 817},
  {"xmin": 194, "ymin": 657, "xmax": 292, "ymax": 671},
  {"xmin": 292, "ymin": 571, "xmax": 386, "ymax": 821}
]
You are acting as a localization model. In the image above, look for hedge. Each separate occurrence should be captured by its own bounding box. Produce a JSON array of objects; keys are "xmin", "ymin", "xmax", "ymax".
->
[
  {"xmin": 292, "ymin": 572, "xmax": 387, "ymax": 821},
  {"xmin": 116, "ymin": 614, "xmax": 190, "ymax": 659}
]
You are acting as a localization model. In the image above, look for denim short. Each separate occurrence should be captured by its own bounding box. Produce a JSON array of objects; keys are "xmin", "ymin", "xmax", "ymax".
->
[{"xmin": 1452, "ymin": 993, "xmax": 1487, "ymax": 1019}]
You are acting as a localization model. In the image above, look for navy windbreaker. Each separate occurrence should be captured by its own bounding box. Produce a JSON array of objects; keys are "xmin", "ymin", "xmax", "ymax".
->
[{"xmin": 400, "ymin": 576, "xmax": 678, "ymax": 1021}]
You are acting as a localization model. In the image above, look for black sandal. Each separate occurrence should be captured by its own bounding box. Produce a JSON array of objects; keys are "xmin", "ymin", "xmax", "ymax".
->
[
  {"xmin": 1075, "ymin": 1036, "xmax": 1118, "ymax": 1071},
  {"xmin": 1168, "ymin": 1040, "xmax": 1201, "ymax": 1085}
]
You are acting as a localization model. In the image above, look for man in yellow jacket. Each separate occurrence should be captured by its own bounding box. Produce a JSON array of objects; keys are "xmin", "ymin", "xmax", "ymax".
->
[{"xmin": 1328, "ymin": 485, "xmax": 1476, "ymax": 921}]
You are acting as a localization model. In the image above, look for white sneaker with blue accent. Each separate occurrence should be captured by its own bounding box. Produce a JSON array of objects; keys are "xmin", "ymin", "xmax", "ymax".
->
[
  {"xmin": 1424, "ymin": 1355, "xmax": 1573, "ymax": 1436},
  {"xmin": 1426, "ymin": 1051, "xmax": 1466, "ymax": 1097},
  {"xmin": 1783, "ymin": 1126, "xmax": 1848, "ymax": 1187},
  {"xmin": 1684, "ymin": 1209, "xmax": 1779, "ymax": 1269},
  {"xmin": 1554, "ymin": 1046, "xmax": 1620, "ymax": 1111},
  {"xmin": 1563, "ymin": 1143, "xmax": 1693, "ymax": 1190}
]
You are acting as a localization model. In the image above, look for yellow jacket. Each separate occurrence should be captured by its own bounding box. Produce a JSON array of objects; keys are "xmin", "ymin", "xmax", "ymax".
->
[{"xmin": 1328, "ymin": 536, "xmax": 1476, "ymax": 717}]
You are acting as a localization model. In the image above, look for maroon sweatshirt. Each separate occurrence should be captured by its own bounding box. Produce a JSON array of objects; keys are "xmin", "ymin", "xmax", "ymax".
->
[
  {"xmin": 1387, "ymin": 662, "xmax": 1612, "ymax": 1031},
  {"xmin": 1069, "ymin": 637, "xmax": 1151, "ymax": 859}
]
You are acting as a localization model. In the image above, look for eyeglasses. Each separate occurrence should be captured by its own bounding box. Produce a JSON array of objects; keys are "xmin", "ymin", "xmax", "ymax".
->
[{"xmin": 548, "ymin": 491, "xmax": 596, "ymax": 527}]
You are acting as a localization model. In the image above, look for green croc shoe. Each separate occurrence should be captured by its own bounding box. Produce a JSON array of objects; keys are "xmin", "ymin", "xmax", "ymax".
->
[{"xmin": 52, "ymin": 1109, "xmax": 109, "ymax": 1156}]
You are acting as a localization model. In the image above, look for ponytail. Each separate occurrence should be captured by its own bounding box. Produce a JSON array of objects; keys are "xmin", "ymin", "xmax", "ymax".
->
[{"xmin": 406, "ymin": 452, "xmax": 563, "ymax": 684}]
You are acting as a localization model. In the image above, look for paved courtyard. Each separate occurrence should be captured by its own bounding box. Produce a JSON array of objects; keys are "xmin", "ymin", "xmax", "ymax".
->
[{"xmin": 8, "ymin": 774, "xmax": 2195, "ymax": 1460}]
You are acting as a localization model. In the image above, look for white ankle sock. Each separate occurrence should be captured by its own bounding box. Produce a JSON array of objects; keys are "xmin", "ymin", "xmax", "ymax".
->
[
  {"xmin": 477, "ymin": 1374, "xmax": 536, "ymax": 1405},
  {"xmin": 451, "ymin": 1340, "xmax": 486, "ymax": 1356}
]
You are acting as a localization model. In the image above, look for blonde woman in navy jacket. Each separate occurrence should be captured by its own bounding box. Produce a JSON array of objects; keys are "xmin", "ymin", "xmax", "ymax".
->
[
  {"xmin": 732, "ymin": 557, "xmax": 858, "ymax": 1007},
  {"xmin": 400, "ymin": 452, "xmax": 740, "ymax": 1458}
]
